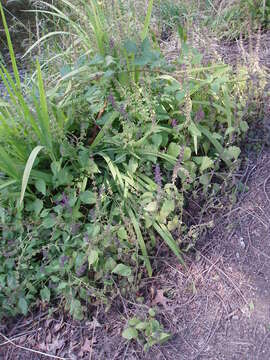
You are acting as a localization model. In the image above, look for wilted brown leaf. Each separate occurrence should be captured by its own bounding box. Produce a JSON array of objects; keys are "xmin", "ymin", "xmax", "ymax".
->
[{"xmin": 152, "ymin": 289, "xmax": 169, "ymax": 308}]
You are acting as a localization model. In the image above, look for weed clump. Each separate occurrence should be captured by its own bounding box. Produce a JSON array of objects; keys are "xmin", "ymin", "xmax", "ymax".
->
[{"xmin": 0, "ymin": 1, "xmax": 257, "ymax": 323}]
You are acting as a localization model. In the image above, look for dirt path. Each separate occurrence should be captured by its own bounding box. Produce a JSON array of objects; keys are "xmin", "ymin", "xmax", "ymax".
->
[{"xmin": 145, "ymin": 150, "xmax": 270, "ymax": 360}]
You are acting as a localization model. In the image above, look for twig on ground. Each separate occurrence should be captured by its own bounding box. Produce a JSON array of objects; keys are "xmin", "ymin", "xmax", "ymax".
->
[
  {"xmin": 197, "ymin": 252, "xmax": 249, "ymax": 305},
  {"xmin": 256, "ymin": 330, "xmax": 270, "ymax": 360},
  {"xmin": 0, "ymin": 332, "xmax": 69, "ymax": 360}
]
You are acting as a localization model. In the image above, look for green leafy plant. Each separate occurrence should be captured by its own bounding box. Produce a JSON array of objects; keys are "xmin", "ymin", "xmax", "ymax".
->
[
  {"xmin": 0, "ymin": 0, "xmax": 252, "ymax": 321},
  {"xmin": 122, "ymin": 309, "xmax": 171, "ymax": 351}
]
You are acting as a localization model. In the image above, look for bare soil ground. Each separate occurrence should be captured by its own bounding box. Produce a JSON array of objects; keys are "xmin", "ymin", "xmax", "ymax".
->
[{"xmin": 1, "ymin": 27, "xmax": 270, "ymax": 360}]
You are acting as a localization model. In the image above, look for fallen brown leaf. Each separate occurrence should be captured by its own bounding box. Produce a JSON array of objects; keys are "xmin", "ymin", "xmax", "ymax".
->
[{"xmin": 152, "ymin": 289, "xmax": 169, "ymax": 308}]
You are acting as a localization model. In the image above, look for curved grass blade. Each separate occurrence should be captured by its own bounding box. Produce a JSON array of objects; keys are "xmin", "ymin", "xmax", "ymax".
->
[
  {"xmin": 128, "ymin": 208, "xmax": 152, "ymax": 277},
  {"xmin": 20, "ymin": 146, "xmax": 44, "ymax": 206},
  {"xmin": 153, "ymin": 222, "xmax": 185, "ymax": 267}
]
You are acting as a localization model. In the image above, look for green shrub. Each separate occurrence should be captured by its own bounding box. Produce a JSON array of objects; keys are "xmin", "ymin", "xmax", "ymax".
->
[{"xmin": 0, "ymin": 1, "xmax": 250, "ymax": 320}]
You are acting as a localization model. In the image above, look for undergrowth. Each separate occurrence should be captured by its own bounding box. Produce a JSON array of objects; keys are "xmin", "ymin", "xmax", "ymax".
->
[{"xmin": 0, "ymin": 0, "xmax": 263, "ymax": 325}]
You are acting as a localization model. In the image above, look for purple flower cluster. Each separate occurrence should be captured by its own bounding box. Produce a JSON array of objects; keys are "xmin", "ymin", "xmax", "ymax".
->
[
  {"xmin": 154, "ymin": 163, "xmax": 162, "ymax": 189},
  {"xmin": 76, "ymin": 262, "xmax": 88, "ymax": 277},
  {"xmin": 195, "ymin": 107, "xmax": 205, "ymax": 122},
  {"xmin": 171, "ymin": 118, "xmax": 178, "ymax": 128},
  {"xmin": 109, "ymin": 38, "xmax": 115, "ymax": 50},
  {"xmin": 108, "ymin": 92, "xmax": 128, "ymax": 120},
  {"xmin": 56, "ymin": 192, "xmax": 71, "ymax": 213},
  {"xmin": 59, "ymin": 255, "xmax": 69, "ymax": 267}
]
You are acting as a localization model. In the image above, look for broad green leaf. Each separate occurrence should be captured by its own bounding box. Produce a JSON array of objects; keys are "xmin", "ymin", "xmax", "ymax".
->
[
  {"xmin": 144, "ymin": 201, "xmax": 157, "ymax": 212},
  {"xmin": 33, "ymin": 199, "xmax": 43, "ymax": 215},
  {"xmin": 197, "ymin": 125, "xmax": 231, "ymax": 167},
  {"xmin": 117, "ymin": 227, "xmax": 128, "ymax": 240},
  {"xmin": 159, "ymin": 332, "xmax": 171, "ymax": 343},
  {"xmin": 168, "ymin": 142, "xmax": 180, "ymax": 158},
  {"xmin": 40, "ymin": 287, "xmax": 50, "ymax": 302},
  {"xmin": 183, "ymin": 147, "xmax": 192, "ymax": 161},
  {"xmin": 18, "ymin": 297, "xmax": 28, "ymax": 315},
  {"xmin": 122, "ymin": 327, "xmax": 138, "ymax": 340},
  {"xmin": 151, "ymin": 134, "xmax": 163, "ymax": 148},
  {"xmin": 70, "ymin": 299, "xmax": 84, "ymax": 321},
  {"xmin": 128, "ymin": 158, "xmax": 138, "ymax": 174},
  {"xmin": 240, "ymin": 120, "xmax": 249, "ymax": 132},
  {"xmin": 200, "ymin": 156, "xmax": 214, "ymax": 173},
  {"xmin": 42, "ymin": 216, "xmax": 57, "ymax": 229},
  {"xmin": 79, "ymin": 191, "xmax": 96, "ymax": 205},
  {"xmin": 112, "ymin": 264, "xmax": 132, "ymax": 277},
  {"xmin": 224, "ymin": 146, "xmax": 241, "ymax": 160},
  {"xmin": 88, "ymin": 250, "xmax": 99, "ymax": 266},
  {"xmin": 135, "ymin": 321, "xmax": 148, "ymax": 330},
  {"xmin": 20, "ymin": 146, "xmax": 44, "ymax": 206},
  {"xmin": 159, "ymin": 199, "xmax": 174, "ymax": 222},
  {"xmin": 188, "ymin": 122, "xmax": 201, "ymax": 137},
  {"xmin": 35, "ymin": 179, "xmax": 46, "ymax": 195},
  {"xmin": 128, "ymin": 317, "xmax": 140, "ymax": 326}
]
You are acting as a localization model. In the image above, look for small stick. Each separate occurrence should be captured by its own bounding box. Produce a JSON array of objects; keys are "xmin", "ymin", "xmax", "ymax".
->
[{"xmin": 0, "ymin": 332, "xmax": 69, "ymax": 360}]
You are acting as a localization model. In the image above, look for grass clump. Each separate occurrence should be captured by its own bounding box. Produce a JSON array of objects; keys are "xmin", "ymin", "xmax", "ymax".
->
[
  {"xmin": 0, "ymin": 1, "xmax": 252, "ymax": 321},
  {"xmin": 205, "ymin": 0, "xmax": 270, "ymax": 40}
]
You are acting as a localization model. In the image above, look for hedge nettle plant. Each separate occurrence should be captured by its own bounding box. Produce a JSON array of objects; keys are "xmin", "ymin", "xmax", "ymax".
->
[{"xmin": 0, "ymin": 1, "xmax": 250, "ymax": 320}]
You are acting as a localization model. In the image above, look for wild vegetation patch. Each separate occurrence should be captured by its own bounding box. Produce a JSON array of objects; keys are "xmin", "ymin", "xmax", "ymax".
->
[{"xmin": 0, "ymin": 0, "xmax": 262, "ymax": 330}]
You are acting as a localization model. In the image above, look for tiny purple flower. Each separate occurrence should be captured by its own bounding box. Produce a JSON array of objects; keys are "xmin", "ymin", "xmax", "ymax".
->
[
  {"xmin": 195, "ymin": 107, "xmax": 205, "ymax": 123},
  {"xmin": 171, "ymin": 119, "xmax": 178, "ymax": 128},
  {"xmin": 109, "ymin": 38, "xmax": 115, "ymax": 50},
  {"xmin": 60, "ymin": 193, "xmax": 69, "ymax": 207},
  {"xmin": 71, "ymin": 223, "xmax": 81, "ymax": 235},
  {"xmin": 119, "ymin": 104, "xmax": 128, "ymax": 120},
  {"xmin": 154, "ymin": 163, "xmax": 162, "ymax": 189},
  {"xmin": 60, "ymin": 255, "xmax": 69, "ymax": 267},
  {"xmin": 108, "ymin": 92, "xmax": 117, "ymax": 109},
  {"xmin": 76, "ymin": 262, "xmax": 88, "ymax": 277}
]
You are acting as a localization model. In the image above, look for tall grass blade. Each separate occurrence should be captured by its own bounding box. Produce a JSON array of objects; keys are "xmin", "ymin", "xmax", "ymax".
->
[
  {"xmin": 141, "ymin": 0, "xmax": 154, "ymax": 41},
  {"xmin": 128, "ymin": 209, "xmax": 152, "ymax": 277},
  {"xmin": 0, "ymin": 3, "xmax": 21, "ymax": 90},
  {"xmin": 153, "ymin": 222, "xmax": 185, "ymax": 267}
]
